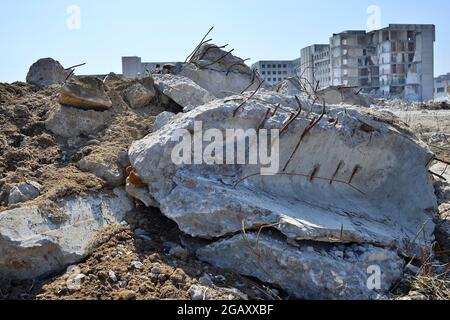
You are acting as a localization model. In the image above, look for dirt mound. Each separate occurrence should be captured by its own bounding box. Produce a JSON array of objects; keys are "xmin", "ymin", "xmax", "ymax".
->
[{"xmin": 1, "ymin": 206, "xmax": 280, "ymax": 300}]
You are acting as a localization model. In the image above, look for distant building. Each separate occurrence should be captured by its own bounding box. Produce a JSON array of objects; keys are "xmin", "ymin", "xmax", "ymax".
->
[
  {"xmin": 329, "ymin": 24, "xmax": 435, "ymax": 101},
  {"xmin": 300, "ymin": 44, "xmax": 331, "ymax": 90},
  {"xmin": 251, "ymin": 59, "xmax": 300, "ymax": 84},
  {"xmin": 122, "ymin": 56, "xmax": 178, "ymax": 78},
  {"xmin": 434, "ymin": 73, "xmax": 450, "ymax": 100}
]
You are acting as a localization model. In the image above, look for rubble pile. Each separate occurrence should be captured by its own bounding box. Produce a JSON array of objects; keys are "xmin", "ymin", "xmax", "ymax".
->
[{"xmin": 0, "ymin": 43, "xmax": 449, "ymax": 300}]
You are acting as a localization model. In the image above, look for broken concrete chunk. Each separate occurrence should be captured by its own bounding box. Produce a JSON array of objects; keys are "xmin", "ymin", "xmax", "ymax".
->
[
  {"xmin": 45, "ymin": 104, "xmax": 114, "ymax": 138},
  {"xmin": 78, "ymin": 157, "xmax": 124, "ymax": 187},
  {"xmin": 317, "ymin": 86, "xmax": 372, "ymax": 107},
  {"xmin": 26, "ymin": 58, "xmax": 70, "ymax": 88},
  {"xmin": 191, "ymin": 44, "xmax": 253, "ymax": 76},
  {"xmin": 154, "ymin": 111, "xmax": 175, "ymax": 130},
  {"xmin": 153, "ymin": 74, "xmax": 215, "ymax": 109},
  {"xmin": 178, "ymin": 43, "xmax": 269, "ymax": 98},
  {"xmin": 124, "ymin": 82, "xmax": 156, "ymax": 109},
  {"xmin": 8, "ymin": 181, "xmax": 43, "ymax": 207},
  {"xmin": 59, "ymin": 77, "xmax": 112, "ymax": 110},
  {"xmin": 127, "ymin": 97, "xmax": 436, "ymax": 257},
  {"xmin": 125, "ymin": 181, "xmax": 158, "ymax": 208},
  {"xmin": 0, "ymin": 187, "xmax": 133, "ymax": 280},
  {"xmin": 197, "ymin": 233, "xmax": 404, "ymax": 300}
]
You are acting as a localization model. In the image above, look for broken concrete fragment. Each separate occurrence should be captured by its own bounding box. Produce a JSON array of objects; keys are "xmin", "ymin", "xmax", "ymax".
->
[
  {"xmin": 0, "ymin": 187, "xmax": 133, "ymax": 280},
  {"xmin": 154, "ymin": 111, "xmax": 175, "ymax": 130},
  {"xmin": 26, "ymin": 58, "xmax": 70, "ymax": 88},
  {"xmin": 153, "ymin": 74, "xmax": 215, "ymax": 109},
  {"xmin": 124, "ymin": 82, "xmax": 156, "ymax": 109},
  {"xmin": 178, "ymin": 43, "xmax": 269, "ymax": 98},
  {"xmin": 317, "ymin": 86, "xmax": 372, "ymax": 107},
  {"xmin": 59, "ymin": 77, "xmax": 112, "ymax": 110},
  {"xmin": 127, "ymin": 97, "xmax": 436, "ymax": 257},
  {"xmin": 45, "ymin": 104, "xmax": 114, "ymax": 138},
  {"xmin": 78, "ymin": 157, "xmax": 124, "ymax": 187},
  {"xmin": 125, "ymin": 180, "xmax": 158, "ymax": 208},
  {"xmin": 197, "ymin": 233, "xmax": 404, "ymax": 300},
  {"xmin": 8, "ymin": 181, "xmax": 43, "ymax": 207}
]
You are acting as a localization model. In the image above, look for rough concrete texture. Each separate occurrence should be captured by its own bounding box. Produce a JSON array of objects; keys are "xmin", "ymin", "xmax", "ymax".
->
[
  {"xmin": 128, "ymin": 97, "xmax": 436, "ymax": 258},
  {"xmin": 154, "ymin": 111, "xmax": 176, "ymax": 131},
  {"xmin": 317, "ymin": 86, "xmax": 372, "ymax": 107},
  {"xmin": 124, "ymin": 81, "xmax": 156, "ymax": 109},
  {"xmin": 59, "ymin": 77, "xmax": 112, "ymax": 110},
  {"xmin": 26, "ymin": 58, "xmax": 70, "ymax": 88},
  {"xmin": 153, "ymin": 74, "xmax": 215, "ymax": 109},
  {"xmin": 178, "ymin": 44, "xmax": 269, "ymax": 98},
  {"xmin": 8, "ymin": 181, "xmax": 43, "ymax": 207},
  {"xmin": 45, "ymin": 104, "xmax": 114, "ymax": 138},
  {"xmin": 0, "ymin": 187, "xmax": 133, "ymax": 280},
  {"xmin": 78, "ymin": 157, "xmax": 124, "ymax": 187},
  {"xmin": 197, "ymin": 233, "xmax": 404, "ymax": 300}
]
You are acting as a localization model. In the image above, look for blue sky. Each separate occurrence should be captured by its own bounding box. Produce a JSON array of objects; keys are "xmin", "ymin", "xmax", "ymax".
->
[{"xmin": 0, "ymin": 0, "xmax": 449, "ymax": 82}]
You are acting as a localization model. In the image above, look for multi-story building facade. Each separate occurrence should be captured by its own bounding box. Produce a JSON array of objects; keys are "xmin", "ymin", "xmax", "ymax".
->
[
  {"xmin": 300, "ymin": 44, "xmax": 331, "ymax": 89},
  {"xmin": 434, "ymin": 73, "xmax": 450, "ymax": 100},
  {"xmin": 122, "ymin": 56, "xmax": 177, "ymax": 78},
  {"xmin": 329, "ymin": 24, "xmax": 435, "ymax": 101},
  {"xmin": 251, "ymin": 59, "xmax": 300, "ymax": 84}
]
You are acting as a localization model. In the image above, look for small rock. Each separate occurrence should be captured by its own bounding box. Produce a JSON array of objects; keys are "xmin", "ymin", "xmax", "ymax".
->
[
  {"xmin": 131, "ymin": 261, "xmax": 143, "ymax": 270},
  {"xmin": 170, "ymin": 268, "xmax": 187, "ymax": 283},
  {"xmin": 199, "ymin": 274, "xmax": 214, "ymax": 286},
  {"xmin": 188, "ymin": 285, "xmax": 208, "ymax": 300},
  {"xmin": 119, "ymin": 281, "xmax": 128, "ymax": 289},
  {"xmin": 66, "ymin": 273, "xmax": 86, "ymax": 291},
  {"xmin": 117, "ymin": 289, "xmax": 136, "ymax": 300},
  {"xmin": 169, "ymin": 245, "xmax": 189, "ymax": 260},
  {"xmin": 108, "ymin": 271, "xmax": 118, "ymax": 283},
  {"xmin": 151, "ymin": 265, "xmax": 162, "ymax": 275},
  {"xmin": 8, "ymin": 181, "xmax": 43, "ymax": 207}
]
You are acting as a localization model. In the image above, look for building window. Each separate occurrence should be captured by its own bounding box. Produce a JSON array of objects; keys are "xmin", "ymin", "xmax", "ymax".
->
[
  {"xmin": 262, "ymin": 71, "xmax": 266, "ymax": 75},
  {"xmin": 268, "ymin": 71, "xmax": 271, "ymax": 75},
  {"xmin": 283, "ymin": 71, "xmax": 287, "ymax": 74},
  {"xmin": 267, "ymin": 78, "xmax": 271, "ymax": 82},
  {"xmin": 262, "ymin": 64, "xmax": 266, "ymax": 68},
  {"xmin": 278, "ymin": 71, "xmax": 282, "ymax": 75},
  {"xmin": 278, "ymin": 64, "xmax": 282, "ymax": 68},
  {"xmin": 278, "ymin": 78, "xmax": 282, "ymax": 82},
  {"xmin": 283, "ymin": 64, "xmax": 287, "ymax": 68},
  {"xmin": 272, "ymin": 64, "xmax": 276, "ymax": 68}
]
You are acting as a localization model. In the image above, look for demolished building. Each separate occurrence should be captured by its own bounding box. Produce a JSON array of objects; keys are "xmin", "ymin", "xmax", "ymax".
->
[{"xmin": 0, "ymin": 40, "xmax": 448, "ymax": 300}]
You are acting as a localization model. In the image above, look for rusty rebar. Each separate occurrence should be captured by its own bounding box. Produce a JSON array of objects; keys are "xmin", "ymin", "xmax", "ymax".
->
[
  {"xmin": 199, "ymin": 49, "xmax": 235, "ymax": 69},
  {"xmin": 330, "ymin": 161, "xmax": 344, "ymax": 185},
  {"xmin": 257, "ymin": 108, "xmax": 271, "ymax": 132},
  {"xmin": 64, "ymin": 63, "xmax": 86, "ymax": 70},
  {"xmin": 233, "ymin": 172, "xmax": 365, "ymax": 195},
  {"xmin": 429, "ymin": 170, "xmax": 447, "ymax": 181},
  {"xmin": 232, "ymin": 78, "xmax": 265, "ymax": 117},
  {"xmin": 279, "ymin": 96, "xmax": 303, "ymax": 135},
  {"xmin": 185, "ymin": 26, "xmax": 214, "ymax": 63},
  {"xmin": 226, "ymin": 59, "xmax": 251, "ymax": 75},
  {"xmin": 282, "ymin": 102, "xmax": 326, "ymax": 172}
]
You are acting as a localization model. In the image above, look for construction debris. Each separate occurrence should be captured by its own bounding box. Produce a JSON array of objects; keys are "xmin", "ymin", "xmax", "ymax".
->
[
  {"xmin": 59, "ymin": 77, "xmax": 113, "ymax": 110},
  {"xmin": 26, "ymin": 58, "xmax": 71, "ymax": 88},
  {"xmin": 0, "ymin": 43, "xmax": 449, "ymax": 300}
]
